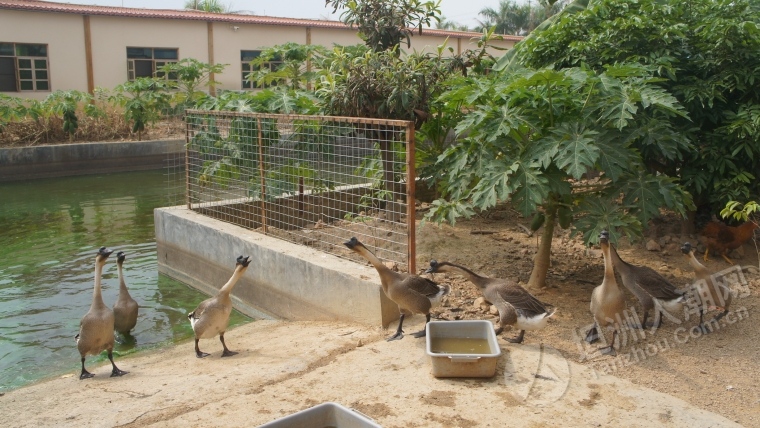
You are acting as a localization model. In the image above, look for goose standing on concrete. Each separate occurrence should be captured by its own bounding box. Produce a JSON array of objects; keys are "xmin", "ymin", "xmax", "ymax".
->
[
  {"xmin": 608, "ymin": 239, "xmax": 685, "ymax": 329},
  {"xmin": 425, "ymin": 260, "xmax": 555, "ymax": 343},
  {"xmin": 113, "ymin": 251, "xmax": 138, "ymax": 337},
  {"xmin": 344, "ymin": 237, "xmax": 449, "ymax": 341},
  {"xmin": 681, "ymin": 242, "xmax": 733, "ymax": 333},
  {"xmin": 188, "ymin": 255, "xmax": 251, "ymax": 358},
  {"xmin": 75, "ymin": 246, "xmax": 128, "ymax": 379},
  {"xmin": 587, "ymin": 230, "xmax": 626, "ymax": 356}
]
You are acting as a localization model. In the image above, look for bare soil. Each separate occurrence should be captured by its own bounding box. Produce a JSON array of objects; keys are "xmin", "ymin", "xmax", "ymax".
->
[{"xmin": 412, "ymin": 204, "xmax": 760, "ymax": 426}]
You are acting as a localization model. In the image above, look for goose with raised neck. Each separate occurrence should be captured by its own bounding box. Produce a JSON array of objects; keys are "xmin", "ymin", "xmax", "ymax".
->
[
  {"xmin": 188, "ymin": 255, "xmax": 251, "ymax": 358},
  {"xmin": 344, "ymin": 237, "xmax": 449, "ymax": 341},
  {"xmin": 586, "ymin": 231, "xmax": 626, "ymax": 356},
  {"xmin": 75, "ymin": 246, "xmax": 128, "ymax": 379},
  {"xmin": 113, "ymin": 251, "xmax": 138, "ymax": 336}
]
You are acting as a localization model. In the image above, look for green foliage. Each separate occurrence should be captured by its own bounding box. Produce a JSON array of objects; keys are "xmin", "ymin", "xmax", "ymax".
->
[
  {"xmin": 326, "ymin": 0, "xmax": 441, "ymax": 52},
  {"xmin": 246, "ymin": 43, "xmax": 327, "ymax": 91},
  {"xmin": 0, "ymin": 94, "xmax": 27, "ymax": 133},
  {"xmin": 476, "ymin": 0, "xmax": 566, "ymax": 36},
  {"xmin": 427, "ymin": 65, "xmax": 693, "ymax": 245},
  {"xmin": 506, "ymin": 0, "xmax": 760, "ymax": 210},
  {"xmin": 111, "ymin": 78, "xmax": 171, "ymax": 140},
  {"xmin": 43, "ymin": 90, "xmax": 91, "ymax": 138},
  {"xmin": 158, "ymin": 59, "xmax": 227, "ymax": 108},
  {"xmin": 721, "ymin": 201, "xmax": 760, "ymax": 222}
]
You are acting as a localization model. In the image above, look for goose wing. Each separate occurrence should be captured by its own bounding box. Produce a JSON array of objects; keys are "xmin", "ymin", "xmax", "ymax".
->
[
  {"xmin": 634, "ymin": 267, "xmax": 684, "ymax": 300},
  {"xmin": 494, "ymin": 283, "xmax": 548, "ymax": 317},
  {"xmin": 403, "ymin": 274, "xmax": 443, "ymax": 298},
  {"xmin": 189, "ymin": 297, "xmax": 215, "ymax": 320}
]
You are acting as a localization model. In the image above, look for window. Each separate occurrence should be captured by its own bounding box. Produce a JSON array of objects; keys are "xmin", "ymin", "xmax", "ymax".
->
[
  {"xmin": 241, "ymin": 50, "xmax": 282, "ymax": 89},
  {"xmin": 127, "ymin": 47, "xmax": 178, "ymax": 81},
  {"xmin": 0, "ymin": 42, "xmax": 50, "ymax": 92}
]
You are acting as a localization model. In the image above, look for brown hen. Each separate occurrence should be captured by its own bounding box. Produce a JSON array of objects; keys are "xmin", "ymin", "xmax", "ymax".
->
[{"xmin": 698, "ymin": 220, "xmax": 758, "ymax": 264}]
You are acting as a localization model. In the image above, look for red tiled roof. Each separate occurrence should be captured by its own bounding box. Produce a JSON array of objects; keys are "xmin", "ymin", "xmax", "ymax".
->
[{"xmin": 0, "ymin": 0, "xmax": 523, "ymax": 41}]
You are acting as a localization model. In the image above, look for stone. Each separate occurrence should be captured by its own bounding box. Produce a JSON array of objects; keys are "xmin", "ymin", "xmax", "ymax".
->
[{"xmin": 646, "ymin": 240, "xmax": 661, "ymax": 251}]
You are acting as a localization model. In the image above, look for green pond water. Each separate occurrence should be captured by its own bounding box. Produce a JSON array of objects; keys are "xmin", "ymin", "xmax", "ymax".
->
[{"xmin": 0, "ymin": 170, "xmax": 251, "ymax": 392}]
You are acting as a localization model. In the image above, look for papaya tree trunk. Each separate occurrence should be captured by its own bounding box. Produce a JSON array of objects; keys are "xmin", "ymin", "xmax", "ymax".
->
[{"xmin": 527, "ymin": 205, "xmax": 557, "ymax": 289}]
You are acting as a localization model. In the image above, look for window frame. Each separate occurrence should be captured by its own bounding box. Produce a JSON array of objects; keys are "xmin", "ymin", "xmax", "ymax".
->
[
  {"xmin": 126, "ymin": 47, "xmax": 179, "ymax": 81},
  {"xmin": 0, "ymin": 42, "xmax": 50, "ymax": 92},
  {"xmin": 241, "ymin": 50, "xmax": 283, "ymax": 90}
]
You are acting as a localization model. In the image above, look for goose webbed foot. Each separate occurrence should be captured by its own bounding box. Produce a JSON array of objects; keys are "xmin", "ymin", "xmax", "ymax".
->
[
  {"xmin": 386, "ymin": 331, "xmax": 404, "ymax": 341},
  {"xmin": 506, "ymin": 330, "xmax": 525, "ymax": 344},
  {"xmin": 107, "ymin": 351, "xmax": 128, "ymax": 377},
  {"xmin": 386, "ymin": 314, "xmax": 405, "ymax": 341},
  {"xmin": 411, "ymin": 329, "xmax": 426, "ymax": 338},
  {"xmin": 584, "ymin": 326, "xmax": 599, "ymax": 344},
  {"xmin": 195, "ymin": 338, "xmax": 209, "ymax": 358},
  {"xmin": 110, "ymin": 367, "xmax": 128, "ymax": 377},
  {"xmin": 79, "ymin": 357, "xmax": 94, "ymax": 380},
  {"xmin": 494, "ymin": 327, "xmax": 504, "ymax": 335},
  {"xmin": 598, "ymin": 345, "xmax": 617, "ymax": 356},
  {"xmin": 222, "ymin": 349, "xmax": 238, "ymax": 357},
  {"xmin": 695, "ymin": 324, "xmax": 712, "ymax": 335}
]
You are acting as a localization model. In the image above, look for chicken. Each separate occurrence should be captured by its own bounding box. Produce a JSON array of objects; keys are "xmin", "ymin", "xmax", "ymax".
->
[{"xmin": 698, "ymin": 220, "xmax": 758, "ymax": 265}]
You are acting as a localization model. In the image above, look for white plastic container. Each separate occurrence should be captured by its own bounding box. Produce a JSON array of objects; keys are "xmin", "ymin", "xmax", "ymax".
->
[
  {"xmin": 425, "ymin": 320, "xmax": 502, "ymax": 378},
  {"xmin": 257, "ymin": 402, "xmax": 382, "ymax": 428}
]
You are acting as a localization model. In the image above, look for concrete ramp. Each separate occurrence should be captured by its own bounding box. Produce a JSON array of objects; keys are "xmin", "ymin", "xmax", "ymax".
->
[{"xmin": 154, "ymin": 207, "xmax": 399, "ymax": 326}]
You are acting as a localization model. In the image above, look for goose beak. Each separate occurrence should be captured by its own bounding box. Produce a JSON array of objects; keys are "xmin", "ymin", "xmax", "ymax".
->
[
  {"xmin": 599, "ymin": 230, "xmax": 609, "ymax": 243},
  {"xmin": 236, "ymin": 255, "xmax": 252, "ymax": 267},
  {"xmin": 680, "ymin": 242, "xmax": 692, "ymax": 254},
  {"xmin": 98, "ymin": 246, "xmax": 114, "ymax": 258},
  {"xmin": 425, "ymin": 260, "xmax": 438, "ymax": 274},
  {"xmin": 117, "ymin": 251, "xmax": 126, "ymax": 263},
  {"xmin": 343, "ymin": 237, "xmax": 359, "ymax": 249}
]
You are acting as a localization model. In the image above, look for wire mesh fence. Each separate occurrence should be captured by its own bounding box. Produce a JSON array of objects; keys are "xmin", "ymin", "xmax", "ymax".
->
[{"xmin": 183, "ymin": 109, "xmax": 417, "ymax": 273}]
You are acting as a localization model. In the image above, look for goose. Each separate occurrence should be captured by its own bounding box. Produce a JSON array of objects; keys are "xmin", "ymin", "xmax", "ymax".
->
[
  {"xmin": 586, "ymin": 230, "xmax": 626, "ymax": 356},
  {"xmin": 343, "ymin": 237, "xmax": 449, "ymax": 341},
  {"xmin": 681, "ymin": 242, "xmax": 733, "ymax": 333},
  {"xmin": 608, "ymin": 239, "xmax": 685, "ymax": 329},
  {"xmin": 188, "ymin": 255, "xmax": 251, "ymax": 358},
  {"xmin": 75, "ymin": 246, "xmax": 128, "ymax": 379},
  {"xmin": 425, "ymin": 260, "xmax": 555, "ymax": 343},
  {"xmin": 113, "ymin": 251, "xmax": 138, "ymax": 336}
]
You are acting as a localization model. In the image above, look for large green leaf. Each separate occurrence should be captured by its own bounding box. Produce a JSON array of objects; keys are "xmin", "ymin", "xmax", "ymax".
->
[{"xmin": 551, "ymin": 123, "xmax": 599, "ymax": 180}]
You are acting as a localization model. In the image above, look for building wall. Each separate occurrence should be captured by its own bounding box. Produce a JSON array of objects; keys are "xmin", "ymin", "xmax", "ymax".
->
[
  {"xmin": 1, "ymin": 10, "xmax": 88, "ymax": 96},
  {"xmin": 0, "ymin": 8, "xmax": 518, "ymax": 100}
]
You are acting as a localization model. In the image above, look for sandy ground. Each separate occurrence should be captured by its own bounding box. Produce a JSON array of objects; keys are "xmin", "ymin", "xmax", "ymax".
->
[{"xmin": 0, "ymin": 319, "xmax": 742, "ymax": 428}]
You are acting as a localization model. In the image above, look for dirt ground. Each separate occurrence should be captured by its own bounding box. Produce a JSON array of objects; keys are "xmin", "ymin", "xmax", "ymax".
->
[{"xmin": 413, "ymin": 204, "xmax": 760, "ymax": 427}]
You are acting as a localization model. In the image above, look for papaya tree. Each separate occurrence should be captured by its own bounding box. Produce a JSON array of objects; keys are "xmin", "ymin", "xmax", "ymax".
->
[
  {"xmin": 111, "ymin": 78, "xmax": 171, "ymax": 141},
  {"xmin": 426, "ymin": 64, "xmax": 694, "ymax": 289},
  {"xmin": 158, "ymin": 58, "xmax": 227, "ymax": 110},
  {"xmin": 501, "ymin": 0, "xmax": 760, "ymax": 227}
]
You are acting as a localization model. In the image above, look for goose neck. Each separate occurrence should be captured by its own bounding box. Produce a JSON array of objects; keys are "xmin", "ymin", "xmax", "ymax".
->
[{"xmin": 219, "ymin": 266, "xmax": 246, "ymax": 296}]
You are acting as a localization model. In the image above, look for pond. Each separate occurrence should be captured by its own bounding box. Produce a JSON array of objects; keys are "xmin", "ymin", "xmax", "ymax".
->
[{"xmin": 0, "ymin": 169, "xmax": 251, "ymax": 392}]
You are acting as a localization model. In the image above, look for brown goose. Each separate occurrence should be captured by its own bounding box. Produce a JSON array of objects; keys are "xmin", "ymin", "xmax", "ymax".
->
[
  {"xmin": 425, "ymin": 260, "xmax": 555, "ymax": 343},
  {"xmin": 113, "ymin": 251, "xmax": 138, "ymax": 336},
  {"xmin": 681, "ymin": 242, "xmax": 733, "ymax": 333},
  {"xmin": 587, "ymin": 230, "xmax": 626, "ymax": 356},
  {"xmin": 75, "ymin": 247, "xmax": 128, "ymax": 379},
  {"xmin": 188, "ymin": 255, "xmax": 251, "ymax": 358},
  {"xmin": 608, "ymin": 240, "xmax": 685, "ymax": 329},
  {"xmin": 344, "ymin": 237, "xmax": 450, "ymax": 341}
]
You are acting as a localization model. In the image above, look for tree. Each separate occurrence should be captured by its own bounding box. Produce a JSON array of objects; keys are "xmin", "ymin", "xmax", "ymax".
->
[
  {"xmin": 184, "ymin": 0, "xmax": 231, "ymax": 13},
  {"xmin": 158, "ymin": 59, "xmax": 227, "ymax": 107},
  {"xmin": 325, "ymin": 0, "xmax": 441, "ymax": 52},
  {"xmin": 436, "ymin": 16, "xmax": 469, "ymax": 32},
  {"xmin": 427, "ymin": 64, "xmax": 693, "ymax": 289},
  {"xmin": 504, "ymin": 0, "xmax": 760, "ymax": 225},
  {"xmin": 111, "ymin": 78, "xmax": 171, "ymax": 141}
]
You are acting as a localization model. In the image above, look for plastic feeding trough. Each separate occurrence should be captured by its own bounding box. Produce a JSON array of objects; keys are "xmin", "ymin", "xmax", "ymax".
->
[
  {"xmin": 425, "ymin": 320, "xmax": 502, "ymax": 378},
  {"xmin": 256, "ymin": 402, "xmax": 381, "ymax": 428}
]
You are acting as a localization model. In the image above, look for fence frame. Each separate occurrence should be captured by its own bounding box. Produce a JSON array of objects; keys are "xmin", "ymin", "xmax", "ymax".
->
[{"xmin": 184, "ymin": 109, "xmax": 417, "ymax": 273}]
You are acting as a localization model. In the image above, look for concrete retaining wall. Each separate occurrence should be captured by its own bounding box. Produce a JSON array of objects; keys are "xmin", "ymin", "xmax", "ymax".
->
[
  {"xmin": 0, "ymin": 139, "xmax": 184, "ymax": 182},
  {"xmin": 155, "ymin": 206, "xmax": 399, "ymax": 326}
]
